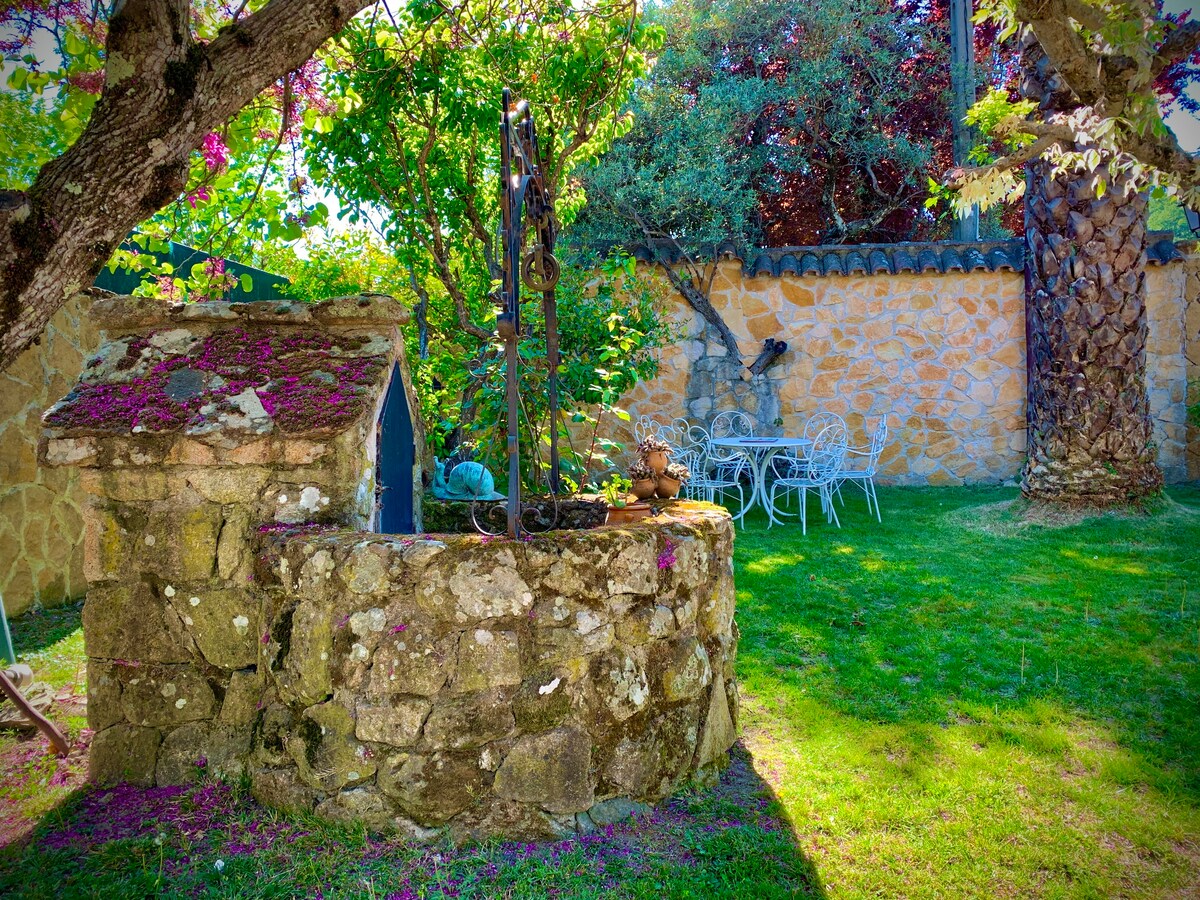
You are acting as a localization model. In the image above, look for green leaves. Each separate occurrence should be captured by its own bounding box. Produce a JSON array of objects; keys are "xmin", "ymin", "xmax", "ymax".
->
[
  {"xmin": 573, "ymin": 0, "xmax": 946, "ymax": 249},
  {"xmin": 958, "ymin": 0, "xmax": 1197, "ymax": 211}
]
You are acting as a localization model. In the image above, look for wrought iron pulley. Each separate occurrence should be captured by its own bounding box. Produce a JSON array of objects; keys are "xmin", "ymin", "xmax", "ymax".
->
[{"xmin": 472, "ymin": 88, "xmax": 563, "ymax": 539}]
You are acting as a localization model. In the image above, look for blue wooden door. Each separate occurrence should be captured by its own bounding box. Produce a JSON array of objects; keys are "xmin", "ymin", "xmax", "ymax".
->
[{"xmin": 377, "ymin": 363, "xmax": 416, "ymax": 534}]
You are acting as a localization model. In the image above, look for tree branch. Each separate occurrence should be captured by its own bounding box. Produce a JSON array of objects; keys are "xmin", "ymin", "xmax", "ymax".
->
[
  {"xmin": 945, "ymin": 123, "xmax": 1076, "ymax": 189},
  {"xmin": 615, "ymin": 198, "xmax": 742, "ymax": 360},
  {"xmin": 1016, "ymin": 0, "xmax": 1107, "ymax": 108},
  {"xmin": 1151, "ymin": 19, "xmax": 1200, "ymax": 79}
]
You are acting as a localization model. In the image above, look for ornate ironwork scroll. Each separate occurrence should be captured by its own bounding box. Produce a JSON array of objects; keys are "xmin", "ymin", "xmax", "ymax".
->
[{"xmin": 483, "ymin": 88, "xmax": 563, "ymax": 539}]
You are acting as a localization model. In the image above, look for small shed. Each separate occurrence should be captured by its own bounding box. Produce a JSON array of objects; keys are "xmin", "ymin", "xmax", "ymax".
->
[
  {"xmin": 38, "ymin": 293, "xmax": 424, "ymax": 787},
  {"xmin": 41, "ymin": 293, "xmax": 423, "ymax": 534}
]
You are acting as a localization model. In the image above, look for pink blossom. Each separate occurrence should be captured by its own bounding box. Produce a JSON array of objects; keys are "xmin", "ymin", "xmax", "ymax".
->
[
  {"xmin": 156, "ymin": 276, "xmax": 180, "ymax": 301},
  {"xmin": 657, "ymin": 538, "xmax": 677, "ymax": 570},
  {"xmin": 201, "ymin": 132, "xmax": 229, "ymax": 171},
  {"xmin": 186, "ymin": 186, "xmax": 211, "ymax": 208},
  {"xmin": 203, "ymin": 256, "xmax": 226, "ymax": 278},
  {"xmin": 67, "ymin": 68, "xmax": 104, "ymax": 94}
]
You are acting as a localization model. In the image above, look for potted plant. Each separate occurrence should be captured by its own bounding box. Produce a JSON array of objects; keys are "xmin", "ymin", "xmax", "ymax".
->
[
  {"xmin": 601, "ymin": 474, "xmax": 651, "ymax": 525},
  {"xmin": 637, "ymin": 436, "xmax": 672, "ymax": 476},
  {"xmin": 629, "ymin": 460, "xmax": 657, "ymax": 500},
  {"xmin": 656, "ymin": 462, "xmax": 691, "ymax": 499}
]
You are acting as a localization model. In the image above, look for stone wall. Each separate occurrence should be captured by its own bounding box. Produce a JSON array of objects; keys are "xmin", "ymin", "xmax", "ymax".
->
[
  {"xmin": 0, "ymin": 294, "xmax": 99, "ymax": 616},
  {"xmin": 249, "ymin": 502, "xmax": 736, "ymax": 841},
  {"xmin": 1146, "ymin": 254, "xmax": 1200, "ymax": 481},
  {"xmin": 1189, "ymin": 258, "xmax": 1200, "ymax": 481},
  {"xmin": 619, "ymin": 244, "xmax": 1199, "ymax": 485}
]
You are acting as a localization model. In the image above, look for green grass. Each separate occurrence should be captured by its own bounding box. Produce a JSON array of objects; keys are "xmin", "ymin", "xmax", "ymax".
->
[
  {"xmin": 0, "ymin": 486, "xmax": 1198, "ymax": 897},
  {"xmin": 736, "ymin": 485, "xmax": 1200, "ymax": 898}
]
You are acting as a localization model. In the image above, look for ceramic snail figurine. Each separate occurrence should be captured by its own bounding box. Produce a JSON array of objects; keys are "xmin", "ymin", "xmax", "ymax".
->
[{"xmin": 432, "ymin": 458, "xmax": 506, "ymax": 501}]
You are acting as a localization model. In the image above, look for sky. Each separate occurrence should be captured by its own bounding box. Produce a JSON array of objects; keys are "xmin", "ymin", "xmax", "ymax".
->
[{"xmin": 1163, "ymin": 0, "xmax": 1200, "ymax": 150}]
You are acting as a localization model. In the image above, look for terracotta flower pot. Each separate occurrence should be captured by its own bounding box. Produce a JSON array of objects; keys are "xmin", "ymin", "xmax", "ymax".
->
[
  {"xmin": 605, "ymin": 501, "xmax": 653, "ymax": 525},
  {"xmin": 631, "ymin": 478, "xmax": 657, "ymax": 500},
  {"xmin": 643, "ymin": 449, "xmax": 670, "ymax": 476},
  {"xmin": 655, "ymin": 476, "xmax": 682, "ymax": 499}
]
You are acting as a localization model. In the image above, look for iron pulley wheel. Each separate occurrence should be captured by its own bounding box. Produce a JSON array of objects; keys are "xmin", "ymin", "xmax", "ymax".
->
[{"xmin": 521, "ymin": 245, "xmax": 560, "ymax": 292}]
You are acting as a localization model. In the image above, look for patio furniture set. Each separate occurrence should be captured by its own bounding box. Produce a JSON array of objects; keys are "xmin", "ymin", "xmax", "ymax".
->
[{"xmin": 634, "ymin": 411, "xmax": 888, "ymax": 534}]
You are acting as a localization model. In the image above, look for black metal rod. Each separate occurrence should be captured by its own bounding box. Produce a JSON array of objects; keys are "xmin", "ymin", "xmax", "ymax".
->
[
  {"xmin": 543, "ymin": 285, "xmax": 561, "ymax": 494},
  {"xmin": 500, "ymin": 88, "xmax": 521, "ymax": 538}
]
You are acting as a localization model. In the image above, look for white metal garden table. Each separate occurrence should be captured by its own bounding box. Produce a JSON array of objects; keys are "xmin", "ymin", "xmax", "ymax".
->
[{"xmin": 709, "ymin": 436, "xmax": 812, "ymax": 525}]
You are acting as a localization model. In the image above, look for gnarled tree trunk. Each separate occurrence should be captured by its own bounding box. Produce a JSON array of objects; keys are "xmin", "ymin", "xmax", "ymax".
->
[
  {"xmin": 0, "ymin": 0, "xmax": 373, "ymax": 373},
  {"xmin": 1019, "ymin": 34, "xmax": 1163, "ymax": 504}
]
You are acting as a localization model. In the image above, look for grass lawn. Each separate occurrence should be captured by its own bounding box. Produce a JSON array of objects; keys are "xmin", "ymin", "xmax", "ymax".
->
[{"xmin": 0, "ymin": 485, "xmax": 1198, "ymax": 898}]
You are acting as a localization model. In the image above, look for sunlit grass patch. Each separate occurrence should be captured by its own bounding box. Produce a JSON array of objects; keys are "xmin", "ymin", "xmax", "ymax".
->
[
  {"xmin": 737, "ymin": 484, "xmax": 1200, "ymax": 898},
  {"xmin": 1, "ymin": 488, "xmax": 1198, "ymax": 897}
]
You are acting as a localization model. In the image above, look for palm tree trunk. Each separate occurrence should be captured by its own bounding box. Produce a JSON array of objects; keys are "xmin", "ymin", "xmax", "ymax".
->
[
  {"xmin": 1021, "ymin": 158, "xmax": 1163, "ymax": 504},
  {"xmin": 1017, "ymin": 30, "xmax": 1162, "ymax": 505}
]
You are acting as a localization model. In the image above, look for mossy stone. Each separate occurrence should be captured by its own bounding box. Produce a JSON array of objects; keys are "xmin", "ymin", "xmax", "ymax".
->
[
  {"xmin": 289, "ymin": 701, "xmax": 376, "ymax": 792},
  {"xmin": 119, "ymin": 664, "xmax": 217, "ymax": 727},
  {"xmin": 378, "ymin": 751, "xmax": 485, "ymax": 824},
  {"xmin": 90, "ymin": 724, "xmax": 161, "ymax": 786},
  {"xmin": 493, "ymin": 727, "xmax": 594, "ymax": 814}
]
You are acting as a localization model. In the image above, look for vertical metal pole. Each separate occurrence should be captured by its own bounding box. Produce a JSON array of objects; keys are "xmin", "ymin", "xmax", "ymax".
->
[
  {"xmin": 500, "ymin": 89, "xmax": 521, "ymax": 538},
  {"xmin": 543, "ymin": 279, "xmax": 561, "ymax": 495},
  {"xmin": 950, "ymin": 0, "xmax": 980, "ymax": 242}
]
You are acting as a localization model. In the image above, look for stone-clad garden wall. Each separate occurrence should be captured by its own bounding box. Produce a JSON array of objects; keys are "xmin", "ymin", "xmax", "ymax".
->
[
  {"xmin": 1146, "ymin": 253, "xmax": 1200, "ymax": 482},
  {"xmin": 251, "ymin": 503, "xmax": 736, "ymax": 842},
  {"xmin": 618, "ymin": 241, "xmax": 1199, "ymax": 484},
  {"xmin": 6, "ymin": 240, "xmax": 1197, "ymax": 616},
  {"xmin": 0, "ymin": 294, "xmax": 99, "ymax": 615}
]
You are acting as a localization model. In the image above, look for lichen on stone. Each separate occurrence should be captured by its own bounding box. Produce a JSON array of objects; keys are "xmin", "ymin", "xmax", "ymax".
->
[{"xmin": 45, "ymin": 326, "xmax": 387, "ymax": 435}]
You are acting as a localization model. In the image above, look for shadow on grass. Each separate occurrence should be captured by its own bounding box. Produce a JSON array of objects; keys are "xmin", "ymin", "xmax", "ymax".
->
[
  {"xmin": 0, "ymin": 743, "xmax": 824, "ymax": 899},
  {"xmin": 7, "ymin": 603, "xmax": 84, "ymax": 658}
]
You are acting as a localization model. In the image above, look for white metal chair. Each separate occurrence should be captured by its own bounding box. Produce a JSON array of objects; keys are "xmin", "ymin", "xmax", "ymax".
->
[
  {"xmin": 633, "ymin": 415, "xmax": 660, "ymax": 445},
  {"xmin": 676, "ymin": 445, "xmax": 746, "ymax": 523},
  {"xmin": 707, "ymin": 410, "xmax": 755, "ymax": 483},
  {"xmin": 833, "ymin": 419, "xmax": 887, "ymax": 522},
  {"xmin": 768, "ymin": 422, "xmax": 848, "ymax": 534},
  {"xmin": 634, "ymin": 415, "xmax": 692, "ymax": 453},
  {"xmin": 770, "ymin": 410, "xmax": 846, "ymax": 477},
  {"xmin": 803, "ymin": 411, "xmax": 845, "ymax": 441}
]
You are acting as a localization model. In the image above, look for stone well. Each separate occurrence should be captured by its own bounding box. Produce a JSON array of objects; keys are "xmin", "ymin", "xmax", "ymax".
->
[
  {"xmin": 40, "ymin": 293, "xmax": 739, "ymax": 842},
  {"xmin": 252, "ymin": 503, "xmax": 737, "ymax": 841}
]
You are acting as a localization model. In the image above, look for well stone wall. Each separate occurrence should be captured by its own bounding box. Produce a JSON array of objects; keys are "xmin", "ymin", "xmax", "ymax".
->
[
  {"xmin": 249, "ymin": 503, "xmax": 736, "ymax": 841},
  {"xmin": 40, "ymin": 295, "xmax": 735, "ymax": 841},
  {"xmin": 0, "ymin": 294, "xmax": 100, "ymax": 615}
]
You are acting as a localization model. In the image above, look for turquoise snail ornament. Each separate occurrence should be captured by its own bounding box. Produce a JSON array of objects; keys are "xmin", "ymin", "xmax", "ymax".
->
[{"xmin": 432, "ymin": 458, "xmax": 506, "ymax": 502}]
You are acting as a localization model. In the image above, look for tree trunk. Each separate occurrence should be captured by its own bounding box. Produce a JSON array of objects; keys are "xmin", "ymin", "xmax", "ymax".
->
[
  {"xmin": 1018, "ymin": 31, "xmax": 1163, "ymax": 505},
  {"xmin": 1021, "ymin": 160, "xmax": 1162, "ymax": 503},
  {"xmin": 0, "ymin": 0, "xmax": 372, "ymax": 373}
]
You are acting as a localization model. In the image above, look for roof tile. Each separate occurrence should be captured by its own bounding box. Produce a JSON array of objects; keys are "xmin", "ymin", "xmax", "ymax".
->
[{"xmin": 627, "ymin": 234, "xmax": 1188, "ymax": 278}]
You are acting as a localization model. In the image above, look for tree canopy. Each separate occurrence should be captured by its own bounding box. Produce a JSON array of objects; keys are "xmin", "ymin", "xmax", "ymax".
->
[
  {"xmin": 0, "ymin": 0, "xmax": 378, "ymax": 371},
  {"xmin": 952, "ymin": 0, "xmax": 1200, "ymax": 211},
  {"xmin": 572, "ymin": 0, "xmax": 995, "ymax": 254},
  {"xmin": 303, "ymin": 0, "xmax": 670, "ymax": 478}
]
